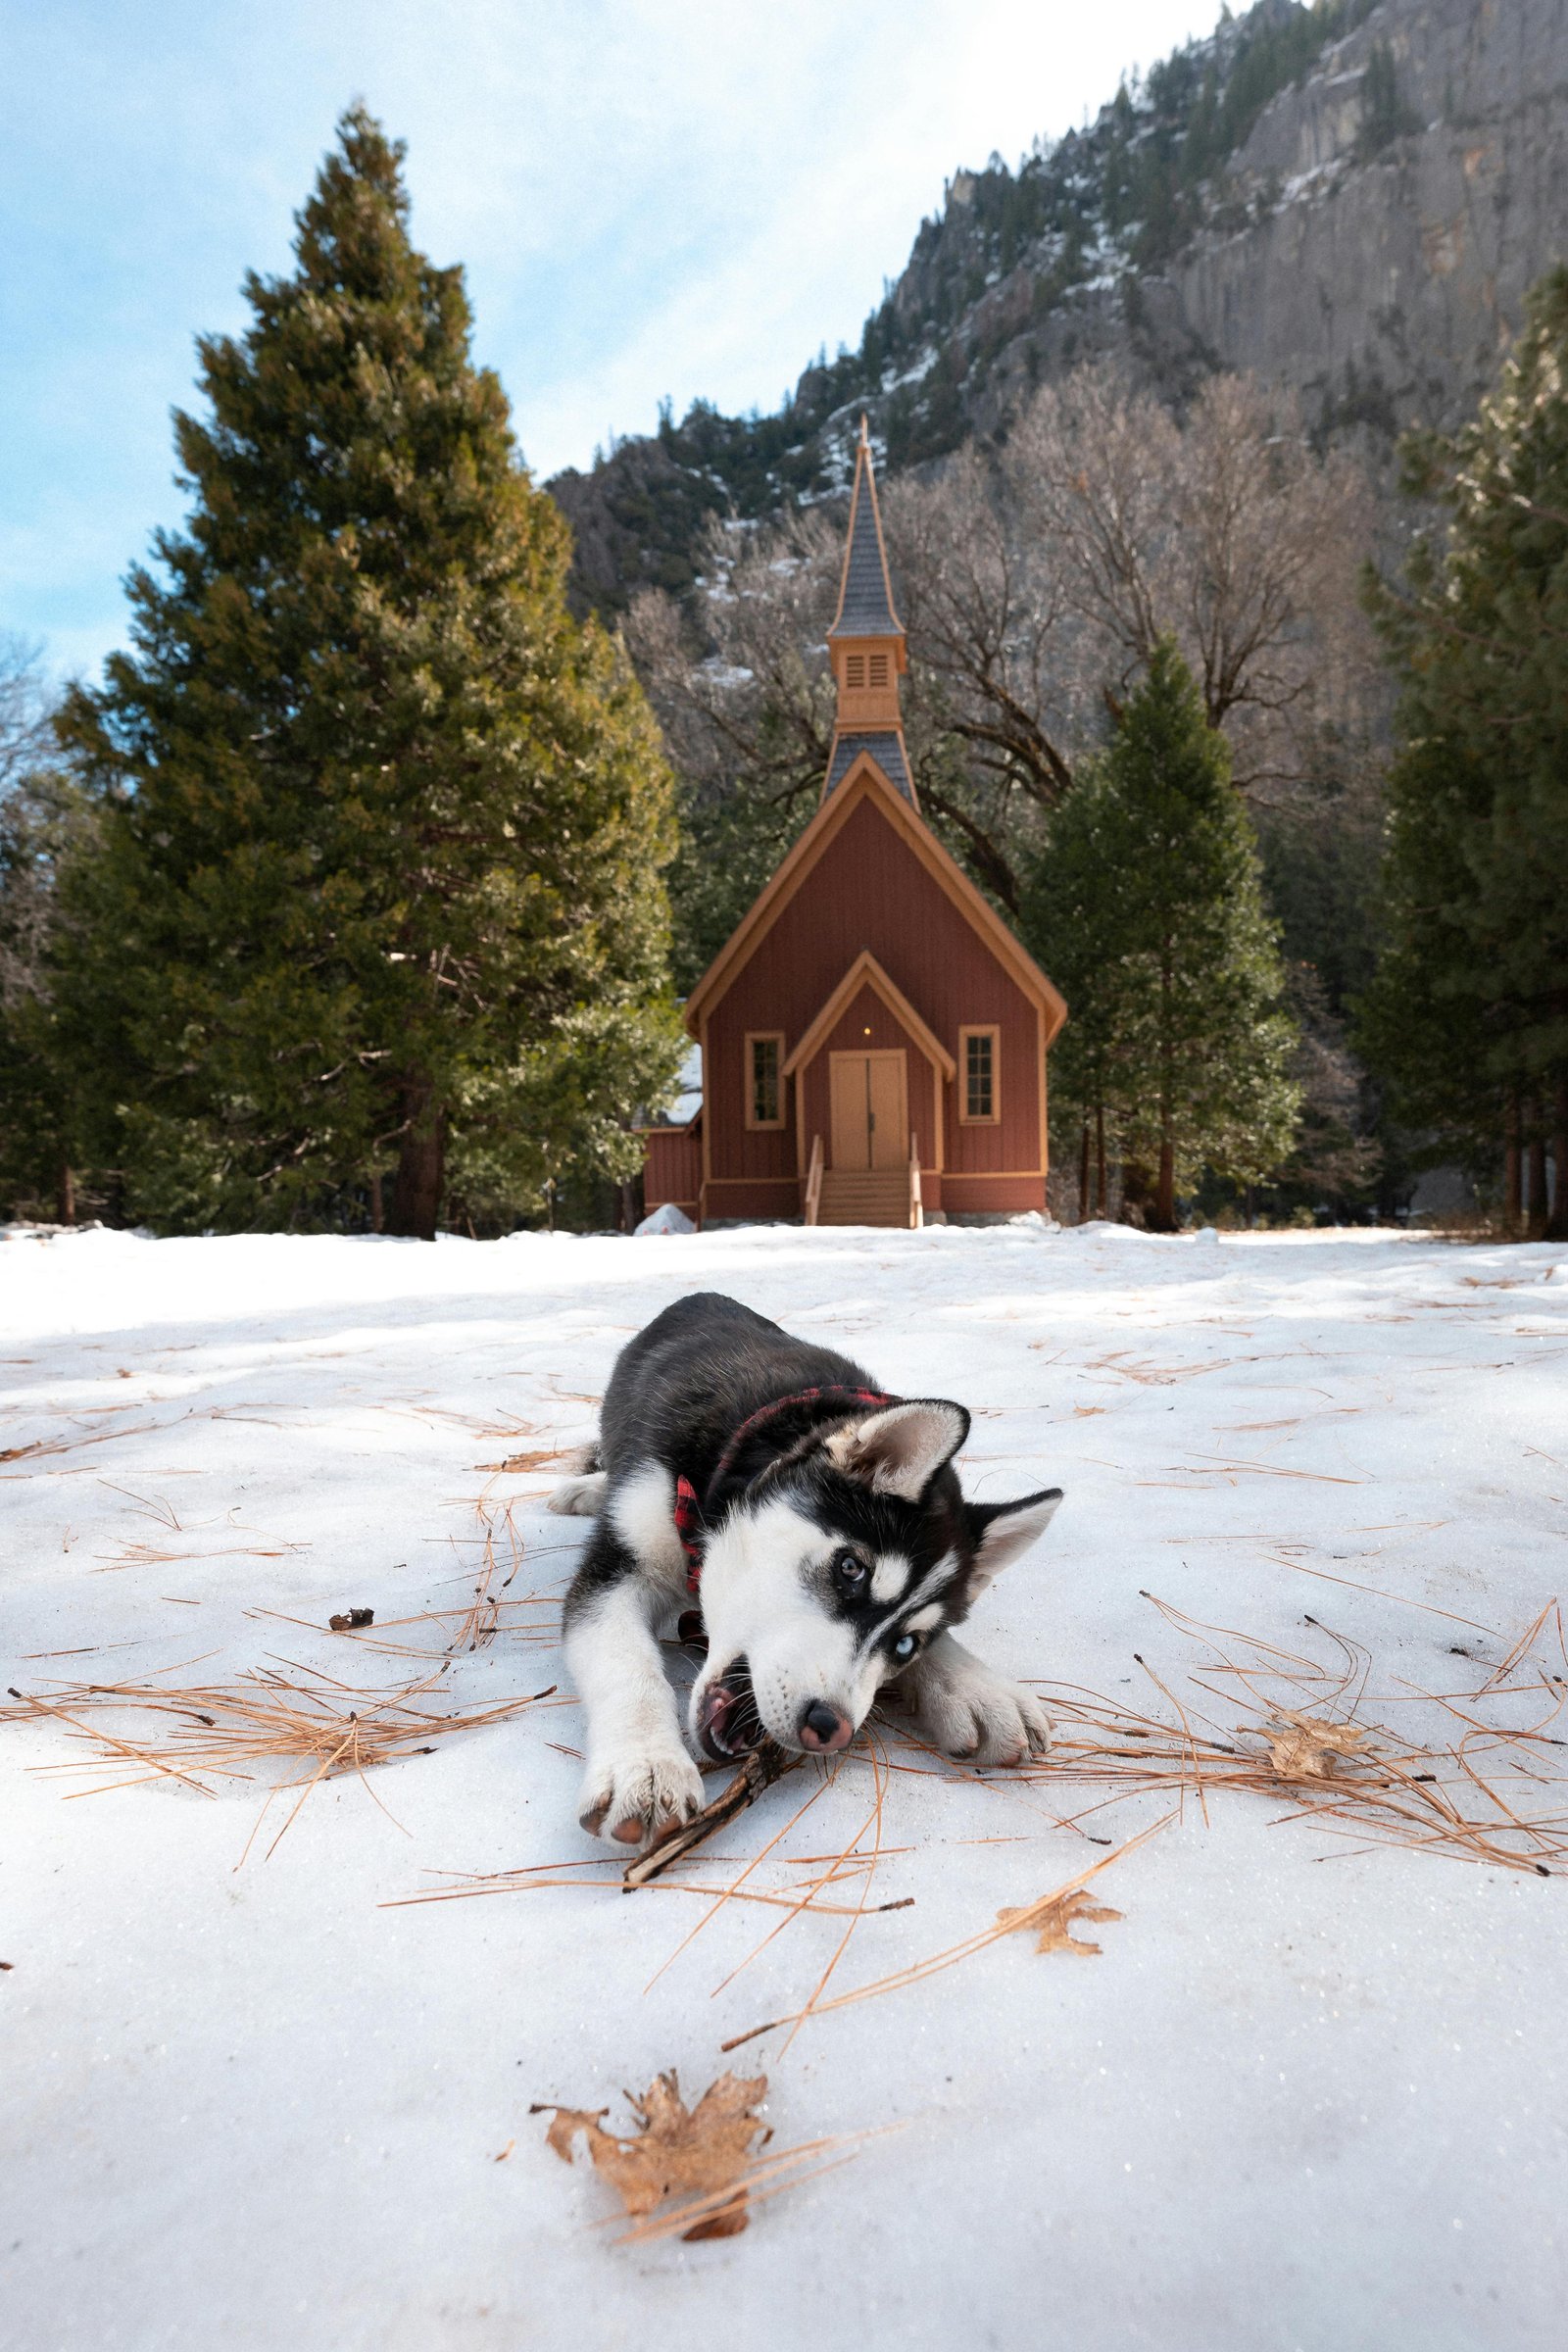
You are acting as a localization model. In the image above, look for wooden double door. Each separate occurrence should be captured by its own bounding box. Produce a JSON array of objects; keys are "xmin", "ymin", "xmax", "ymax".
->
[{"xmin": 829, "ymin": 1050, "xmax": 906, "ymax": 1171}]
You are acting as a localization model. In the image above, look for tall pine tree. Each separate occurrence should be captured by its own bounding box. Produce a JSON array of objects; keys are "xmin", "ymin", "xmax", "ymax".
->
[
  {"xmin": 1027, "ymin": 642, "xmax": 1298, "ymax": 1229},
  {"xmin": 1360, "ymin": 266, "xmax": 1568, "ymax": 1236},
  {"xmin": 57, "ymin": 108, "xmax": 680, "ymax": 1237}
]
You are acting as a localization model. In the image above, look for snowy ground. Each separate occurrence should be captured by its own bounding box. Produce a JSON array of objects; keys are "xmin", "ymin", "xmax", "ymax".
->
[{"xmin": 3, "ymin": 1221, "xmax": 1566, "ymax": 2352}]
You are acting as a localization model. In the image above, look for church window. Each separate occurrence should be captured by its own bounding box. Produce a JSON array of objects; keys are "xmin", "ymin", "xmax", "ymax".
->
[
  {"xmin": 869, "ymin": 652, "xmax": 889, "ymax": 687},
  {"xmin": 746, "ymin": 1032, "xmax": 785, "ymax": 1128},
  {"xmin": 958, "ymin": 1026, "xmax": 1000, "ymax": 1124},
  {"xmin": 846, "ymin": 654, "xmax": 865, "ymax": 688}
]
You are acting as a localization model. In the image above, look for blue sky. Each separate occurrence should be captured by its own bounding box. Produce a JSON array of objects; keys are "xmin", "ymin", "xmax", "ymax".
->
[{"xmin": 1, "ymin": 1, "xmax": 1225, "ymax": 682}]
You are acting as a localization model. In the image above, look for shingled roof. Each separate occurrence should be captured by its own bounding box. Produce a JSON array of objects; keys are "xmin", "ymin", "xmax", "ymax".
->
[
  {"xmin": 824, "ymin": 730, "xmax": 911, "ymax": 801},
  {"xmin": 827, "ymin": 419, "xmax": 903, "ymax": 641}
]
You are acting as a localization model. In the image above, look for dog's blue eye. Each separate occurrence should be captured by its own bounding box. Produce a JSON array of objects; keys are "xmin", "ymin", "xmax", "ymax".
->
[
  {"xmin": 892, "ymin": 1633, "xmax": 919, "ymax": 1663},
  {"xmin": 833, "ymin": 1549, "xmax": 867, "ymax": 1592}
]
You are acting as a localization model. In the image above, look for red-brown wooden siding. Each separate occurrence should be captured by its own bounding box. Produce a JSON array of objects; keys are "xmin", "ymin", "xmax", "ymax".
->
[
  {"xmin": 704, "ymin": 793, "xmax": 1045, "ymax": 1211},
  {"xmin": 644, "ymin": 1124, "xmax": 702, "ymax": 1213}
]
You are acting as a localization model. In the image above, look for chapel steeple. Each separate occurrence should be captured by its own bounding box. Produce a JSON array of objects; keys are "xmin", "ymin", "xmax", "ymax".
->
[{"xmin": 821, "ymin": 417, "xmax": 914, "ymax": 807}]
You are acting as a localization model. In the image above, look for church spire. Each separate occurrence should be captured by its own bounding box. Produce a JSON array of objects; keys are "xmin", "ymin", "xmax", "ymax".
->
[
  {"xmin": 821, "ymin": 418, "xmax": 914, "ymax": 806},
  {"xmin": 828, "ymin": 416, "xmax": 904, "ymax": 642}
]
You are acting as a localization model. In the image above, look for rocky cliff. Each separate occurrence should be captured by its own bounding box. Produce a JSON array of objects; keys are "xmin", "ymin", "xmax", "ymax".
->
[
  {"xmin": 1148, "ymin": 0, "xmax": 1568, "ymax": 434},
  {"xmin": 551, "ymin": 0, "xmax": 1568, "ymax": 613}
]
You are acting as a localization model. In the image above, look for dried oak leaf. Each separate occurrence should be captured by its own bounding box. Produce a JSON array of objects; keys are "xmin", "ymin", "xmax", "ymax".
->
[
  {"xmin": 1267, "ymin": 1712, "xmax": 1369, "ymax": 1782},
  {"xmin": 682, "ymin": 2193, "xmax": 751, "ymax": 2242},
  {"xmin": 997, "ymin": 1890, "xmax": 1124, "ymax": 1957},
  {"xmin": 532, "ymin": 2070, "xmax": 769, "ymax": 2231}
]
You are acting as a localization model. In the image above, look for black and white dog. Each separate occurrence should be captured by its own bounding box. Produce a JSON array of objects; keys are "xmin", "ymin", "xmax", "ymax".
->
[{"xmin": 553, "ymin": 1292, "xmax": 1061, "ymax": 1849}]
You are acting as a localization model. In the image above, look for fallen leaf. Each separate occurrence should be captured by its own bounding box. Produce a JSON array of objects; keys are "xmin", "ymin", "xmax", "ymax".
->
[
  {"xmin": 327, "ymin": 1607, "xmax": 373, "ymax": 1632},
  {"xmin": 1266, "ymin": 1711, "xmax": 1369, "ymax": 1781},
  {"xmin": 682, "ymin": 2194, "xmax": 749, "ymax": 2240},
  {"xmin": 532, "ymin": 2070, "xmax": 769, "ymax": 2233},
  {"xmin": 537, "ymin": 2104, "xmax": 608, "ymax": 2166},
  {"xmin": 997, "ymin": 1890, "xmax": 1123, "ymax": 1957}
]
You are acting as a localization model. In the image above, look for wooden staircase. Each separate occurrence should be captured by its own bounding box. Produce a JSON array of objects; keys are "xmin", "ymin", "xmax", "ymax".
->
[{"xmin": 816, "ymin": 1169, "xmax": 911, "ymax": 1228}]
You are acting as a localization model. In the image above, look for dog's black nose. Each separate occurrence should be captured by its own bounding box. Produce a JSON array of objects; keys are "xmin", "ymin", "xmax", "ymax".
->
[{"xmin": 799, "ymin": 1700, "xmax": 853, "ymax": 1752}]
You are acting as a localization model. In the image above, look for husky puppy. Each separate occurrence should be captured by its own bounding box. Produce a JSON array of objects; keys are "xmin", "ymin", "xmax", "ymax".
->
[{"xmin": 553, "ymin": 1291, "xmax": 1061, "ymax": 1850}]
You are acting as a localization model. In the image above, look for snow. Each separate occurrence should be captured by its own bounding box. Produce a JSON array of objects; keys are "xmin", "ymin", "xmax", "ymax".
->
[
  {"xmin": 635, "ymin": 1202, "xmax": 696, "ymax": 1236},
  {"xmin": 4, "ymin": 1222, "xmax": 1566, "ymax": 2351},
  {"xmin": 661, "ymin": 1038, "xmax": 703, "ymax": 1129},
  {"xmin": 885, "ymin": 346, "xmax": 939, "ymax": 392}
]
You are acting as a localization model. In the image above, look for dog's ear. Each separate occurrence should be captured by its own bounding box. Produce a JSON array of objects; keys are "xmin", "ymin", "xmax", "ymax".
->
[
  {"xmin": 964, "ymin": 1488, "xmax": 1062, "ymax": 1590},
  {"xmin": 825, "ymin": 1399, "xmax": 969, "ymax": 1501}
]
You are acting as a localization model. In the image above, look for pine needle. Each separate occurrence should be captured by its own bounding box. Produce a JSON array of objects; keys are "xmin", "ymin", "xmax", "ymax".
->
[{"xmin": 3, "ymin": 1667, "xmax": 556, "ymax": 1860}]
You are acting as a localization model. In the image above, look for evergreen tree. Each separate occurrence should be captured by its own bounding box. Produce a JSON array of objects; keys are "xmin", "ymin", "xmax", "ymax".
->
[
  {"xmin": 1026, "ymin": 642, "xmax": 1298, "ymax": 1229},
  {"xmin": 56, "ymin": 108, "xmax": 681, "ymax": 1238},
  {"xmin": 1360, "ymin": 266, "xmax": 1568, "ymax": 1235}
]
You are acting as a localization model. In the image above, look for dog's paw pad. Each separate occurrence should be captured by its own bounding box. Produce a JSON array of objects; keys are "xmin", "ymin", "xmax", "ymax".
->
[{"xmin": 578, "ymin": 1748, "xmax": 704, "ymax": 1849}]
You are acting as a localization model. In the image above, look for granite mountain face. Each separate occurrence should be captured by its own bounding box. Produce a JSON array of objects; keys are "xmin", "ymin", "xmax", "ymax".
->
[{"xmin": 550, "ymin": 0, "xmax": 1568, "ymax": 616}]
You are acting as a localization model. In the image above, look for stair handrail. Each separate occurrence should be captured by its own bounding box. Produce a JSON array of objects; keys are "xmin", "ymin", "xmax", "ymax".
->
[
  {"xmin": 805, "ymin": 1133, "xmax": 824, "ymax": 1227},
  {"xmin": 908, "ymin": 1131, "xmax": 923, "ymax": 1231}
]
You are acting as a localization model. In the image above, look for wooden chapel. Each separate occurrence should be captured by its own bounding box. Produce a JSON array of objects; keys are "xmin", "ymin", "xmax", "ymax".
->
[{"xmin": 643, "ymin": 420, "xmax": 1066, "ymax": 1228}]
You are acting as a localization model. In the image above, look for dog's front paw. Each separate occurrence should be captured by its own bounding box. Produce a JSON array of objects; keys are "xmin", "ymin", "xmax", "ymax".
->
[
  {"xmin": 547, "ymin": 1471, "xmax": 608, "ymax": 1519},
  {"xmin": 577, "ymin": 1744, "xmax": 705, "ymax": 1848},
  {"xmin": 905, "ymin": 1641, "xmax": 1052, "ymax": 1767}
]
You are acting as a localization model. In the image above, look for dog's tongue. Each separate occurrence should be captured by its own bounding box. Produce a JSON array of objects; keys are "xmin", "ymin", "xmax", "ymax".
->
[{"xmin": 697, "ymin": 1677, "xmax": 752, "ymax": 1761}]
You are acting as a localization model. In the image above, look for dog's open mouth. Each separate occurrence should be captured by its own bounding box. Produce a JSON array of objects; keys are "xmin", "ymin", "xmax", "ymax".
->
[{"xmin": 696, "ymin": 1658, "xmax": 762, "ymax": 1761}]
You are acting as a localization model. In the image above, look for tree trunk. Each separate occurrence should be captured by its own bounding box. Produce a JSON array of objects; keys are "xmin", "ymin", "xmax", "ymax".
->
[
  {"xmin": 1151, "ymin": 1135, "xmax": 1177, "ymax": 1234},
  {"xmin": 1527, "ymin": 1130, "xmax": 1548, "ymax": 1239},
  {"xmin": 1504, "ymin": 1093, "xmax": 1522, "ymax": 1233},
  {"xmin": 1121, "ymin": 1161, "xmax": 1154, "ymax": 1226},
  {"xmin": 389, "ymin": 1083, "xmax": 446, "ymax": 1241},
  {"xmin": 368, "ymin": 1170, "xmax": 384, "ymax": 1235},
  {"xmin": 57, "ymin": 1159, "xmax": 75, "ymax": 1227},
  {"xmin": 1078, "ymin": 1121, "xmax": 1091, "ymax": 1223},
  {"xmin": 1096, "ymin": 1105, "xmax": 1107, "ymax": 1219},
  {"xmin": 1547, "ymin": 1076, "xmax": 1568, "ymax": 1243}
]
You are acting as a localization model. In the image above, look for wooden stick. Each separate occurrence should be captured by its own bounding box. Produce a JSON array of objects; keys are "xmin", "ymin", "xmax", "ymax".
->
[{"xmin": 623, "ymin": 1744, "xmax": 803, "ymax": 1889}]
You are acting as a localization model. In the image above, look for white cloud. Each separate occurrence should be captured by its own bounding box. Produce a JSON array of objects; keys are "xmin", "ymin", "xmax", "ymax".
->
[
  {"xmin": 0, "ymin": 0, "xmax": 1226, "ymax": 672},
  {"xmin": 378, "ymin": 0, "xmax": 1230, "ymax": 473}
]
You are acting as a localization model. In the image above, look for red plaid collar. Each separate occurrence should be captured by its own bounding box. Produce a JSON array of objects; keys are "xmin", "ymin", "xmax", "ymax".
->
[
  {"xmin": 673, "ymin": 1384, "xmax": 892, "ymax": 1597},
  {"xmin": 672, "ymin": 1474, "xmax": 708, "ymax": 1595}
]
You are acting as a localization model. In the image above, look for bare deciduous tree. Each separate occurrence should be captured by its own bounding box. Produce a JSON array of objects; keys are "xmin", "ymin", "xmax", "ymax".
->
[
  {"xmin": 0, "ymin": 635, "xmax": 54, "ymax": 794},
  {"xmin": 621, "ymin": 364, "xmax": 1376, "ymax": 955},
  {"xmin": 624, "ymin": 511, "xmax": 840, "ymax": 823},
  {"xmin": 0, "ymin": 637, "xmax": 62, "ymax": 1011},
  {"xmin": 881, "ymin": 446, "xmax": 1075, "ymax": 808},
  {"xmin": 1008, "ymin": 365, "xmax": 1373, "ymax": 795}
]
